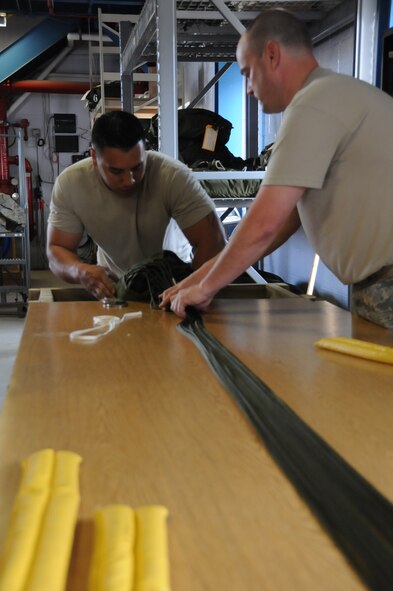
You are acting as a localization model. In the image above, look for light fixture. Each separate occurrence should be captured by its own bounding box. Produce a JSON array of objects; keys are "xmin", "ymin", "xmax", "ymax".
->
[{"xmin": 0, "ymin": 13, "xmax": 7, "ymax": 27}]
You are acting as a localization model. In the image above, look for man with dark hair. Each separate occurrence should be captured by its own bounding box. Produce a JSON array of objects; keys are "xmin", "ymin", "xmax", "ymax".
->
[
  {"xmin": 47, "ymin": 111, "xmax": 225, "ymax": 299},
  {"xmin": 161, "ymin": 9, "xmax": 393, "ymax": 328},
  {"xmin": 91, "ymin": 109, "xmax": 145, "ymax": 151}
]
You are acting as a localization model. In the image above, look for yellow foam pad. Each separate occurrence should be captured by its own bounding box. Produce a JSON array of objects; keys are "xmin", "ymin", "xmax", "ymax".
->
[
  {"xmin": 0, "ymin": 449, "xmax": 81, "ymax": 591},
  {"xmin": 25, "ymin": 451, "xmax": 81, "ymax": 591},
  {"xmin": 0, "ymin": 449, "xmax": 55, "ymax": 591},
  {"xmin": 134, "ymin": 505, "xmax": 170, "ymax": 591},
  {"xmin": 88, "ymin": 505, "xmax": 135, "ymax": 591},
  {"xmin": 315, "ymin": 336, "xmax": 393, "ymax": 364}
]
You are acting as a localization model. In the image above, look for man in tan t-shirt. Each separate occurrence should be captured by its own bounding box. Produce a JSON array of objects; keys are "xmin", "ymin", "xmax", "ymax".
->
[
  {"xmin": 47, "ymin": 111, "xmax": 225, "ymax": 300},
  {"xmin": 161, "ymin": 9, "xmax": 393, "ymax": 329}
]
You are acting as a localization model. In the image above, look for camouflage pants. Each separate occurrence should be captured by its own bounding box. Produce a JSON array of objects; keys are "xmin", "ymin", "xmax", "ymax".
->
[{"xmin": 351, "ymin": 265, "xmax": 393, "ymax": 329}]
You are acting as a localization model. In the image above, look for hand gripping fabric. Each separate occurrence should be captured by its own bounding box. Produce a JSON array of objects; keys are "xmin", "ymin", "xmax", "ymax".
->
[
  {"xmin": 116, "ymin": 251, "xmax": 193, "ymax": 308},
  {"xmin": 178, "ymin": 307, "xmax": 393, "ymax": 591}
]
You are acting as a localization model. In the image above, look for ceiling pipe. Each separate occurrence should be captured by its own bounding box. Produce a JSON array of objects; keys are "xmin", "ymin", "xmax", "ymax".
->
[
  {"xmin": 6, "ymin": 80, "xmax": 91, "ymax": 94},
  {"xmin": 6, "ymin": 39, "xmax": 76, "ymax": 118},
  {"xmin": 10, "ymin": 12, "xmax": 120, "ymax": 20},
  {"xmin": 67, "ymin": 32, "xmax": 113, "ymax": 42}
]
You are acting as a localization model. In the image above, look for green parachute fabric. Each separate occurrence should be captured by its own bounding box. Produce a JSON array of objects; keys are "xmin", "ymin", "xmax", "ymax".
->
[
  {"xmin": 116, "ymin": 250, "xmax": 193, "ymax": 308},
  {"xmin": 178, "ymin": 307, "xmax": 393, "ymax": 591}
]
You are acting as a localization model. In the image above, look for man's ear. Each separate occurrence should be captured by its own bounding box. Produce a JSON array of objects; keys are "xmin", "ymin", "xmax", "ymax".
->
[
  {"xmin": 265, "ymin": 40, "xmax": 281, "ymax": 69},
  {"xmin": 90, "ymin": 146, "xmax": 97, "ymax": 166}
]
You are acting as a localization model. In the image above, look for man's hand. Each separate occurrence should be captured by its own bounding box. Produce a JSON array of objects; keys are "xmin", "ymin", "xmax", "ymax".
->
[
  {"xmin": 159, "ymin": 284, "xmax": 179, "ymax": 310},
  {"xmin": 46, "ymin": 225, "xmax": 117, "ymax": 298},
  {"xmin": 78, "ymin": 264, "xmax": 116, "ymax": 299},
  {"xmin": 159, "ymin": 254, "xmax": 220, "ymax": 310},
  {"xmin": 169, "ymin": 284, "xmax": 214, "ymax": 319},
  {"xmin": 159, "ymin": 275, "xmax": 197, "ymax": 310}
]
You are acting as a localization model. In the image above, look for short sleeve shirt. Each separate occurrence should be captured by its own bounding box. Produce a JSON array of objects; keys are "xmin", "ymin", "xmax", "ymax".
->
[
  {"xmin": 263, "ymin": 68, "xmax": 393, "ymax": 284},
  {"xmin": 48, "ymin": 151, "xmax": 216, "ymax": 277}
]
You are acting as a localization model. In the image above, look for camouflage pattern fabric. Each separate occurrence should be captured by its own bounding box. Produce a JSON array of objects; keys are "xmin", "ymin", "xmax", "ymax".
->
[{"xmin": 351, "ymin": 265, "xmax": 393, "ymax": 329}]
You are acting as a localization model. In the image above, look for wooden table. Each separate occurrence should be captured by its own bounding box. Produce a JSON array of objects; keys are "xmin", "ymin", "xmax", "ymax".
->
[{"xmin": 0, "ymin": 298, "xmax": 392, "ymax": 590}]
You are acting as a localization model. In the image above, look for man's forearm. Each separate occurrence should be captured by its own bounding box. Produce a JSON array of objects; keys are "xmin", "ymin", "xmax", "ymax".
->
[
  {"xmin": 186, "ymin": 254, "xmax": 219, "ymax": 285},
  {"xmin": 263, "ymin": 207, "xmax": 301, "ymax": 256},
  {"xmin": 168, "ymin": 186, "xmax": 305, "ymax": 318},
  {"xmin": 47, "ymin": 245, "xmax": 85, "ymax": 284},
  {"xmin": 201, "ymin": 229, "xmax": 274, "ymax": 297},
  {"xmin": 48, "ymin": 244, "xmax": 116, "ymax": 297},
  {"xmin": 184, "ymin": 211, "xmax": 226, "ymax": 270},
  {"xmin": 200, "ymin": 190, "xmax": 303, "ymax": 297},
  {"xmin": 191, "ymin": 236, "xmax": 225, "ymax": 269}
]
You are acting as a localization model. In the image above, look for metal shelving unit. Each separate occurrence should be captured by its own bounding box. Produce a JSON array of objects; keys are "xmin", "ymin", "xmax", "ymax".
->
[
  {"xmin": 120, "ymin": 0, "xmax": 347, "ymax": 158},
  {"xmin": 89, "ymin": 10, "xmax": 159, "ymax": 122},
  {"xmin": 0, "ymin": 128, "xmax": 31, "ymax": 316},
  {"xmin": 121, "ymin": 0, "xmax": 251, "ymax": 158}
]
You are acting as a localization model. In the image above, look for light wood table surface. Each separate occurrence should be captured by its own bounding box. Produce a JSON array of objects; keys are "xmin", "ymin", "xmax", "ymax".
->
[{"xmin": 0, "ymin": 298, "xmax": 392, "ymax": 590}]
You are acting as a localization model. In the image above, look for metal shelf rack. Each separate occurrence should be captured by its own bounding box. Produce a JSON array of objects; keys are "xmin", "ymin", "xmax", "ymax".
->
[
  {"xmin": 0, "ymin": 128, "xmax": 31, "ymax": 316},
  {"xmin": 119, "ymin": 0, "xmax": 347, "ymax": 158}
]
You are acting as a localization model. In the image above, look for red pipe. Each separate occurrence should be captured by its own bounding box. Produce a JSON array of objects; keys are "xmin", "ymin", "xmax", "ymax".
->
[
  {"xmin": 0, "ymin": 96, "xmax": 9, "ymax": 193},
  {"xmin": 9, "ymin": 80, "xmax": 91, "ymax": 94}
]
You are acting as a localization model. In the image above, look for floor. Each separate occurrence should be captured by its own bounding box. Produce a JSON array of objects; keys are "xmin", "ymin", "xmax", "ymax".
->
[{"xmin": 0, "ymin": 270, "xmax": 70, "ymax": 407}]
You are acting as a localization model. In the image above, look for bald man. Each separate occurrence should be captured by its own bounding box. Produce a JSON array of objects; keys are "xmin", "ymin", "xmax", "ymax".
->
[{"xmin": 161, "ymin": 9, "xmax": 393, "ymax": 329}]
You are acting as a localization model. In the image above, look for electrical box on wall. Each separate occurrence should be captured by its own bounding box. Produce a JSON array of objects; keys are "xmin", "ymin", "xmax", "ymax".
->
[
  {"xmin": 54, "ymin": 113, "xmax": 77, "ymax": 134},
  {"xmin": 54, "ymin": 135, "xmax": 79, "ymax": 153}
]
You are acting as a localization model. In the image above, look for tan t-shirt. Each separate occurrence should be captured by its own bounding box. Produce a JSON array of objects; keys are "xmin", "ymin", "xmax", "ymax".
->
[
  {"xmin": 264, "ymin": 67, "xmax": 393, "ymax": 284},
  {"xmin": 48, "ymin": 151, "xmax": 216, "ymax": 277}
]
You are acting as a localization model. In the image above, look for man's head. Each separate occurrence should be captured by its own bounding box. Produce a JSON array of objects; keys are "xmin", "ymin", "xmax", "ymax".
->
[
  {"xmin": 236, "ymin": 9, "xmax": 317, "ymax": 113},
  {"xmin": 91, "ymin": 111, "xmax": 146, "ymax": 196}
]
